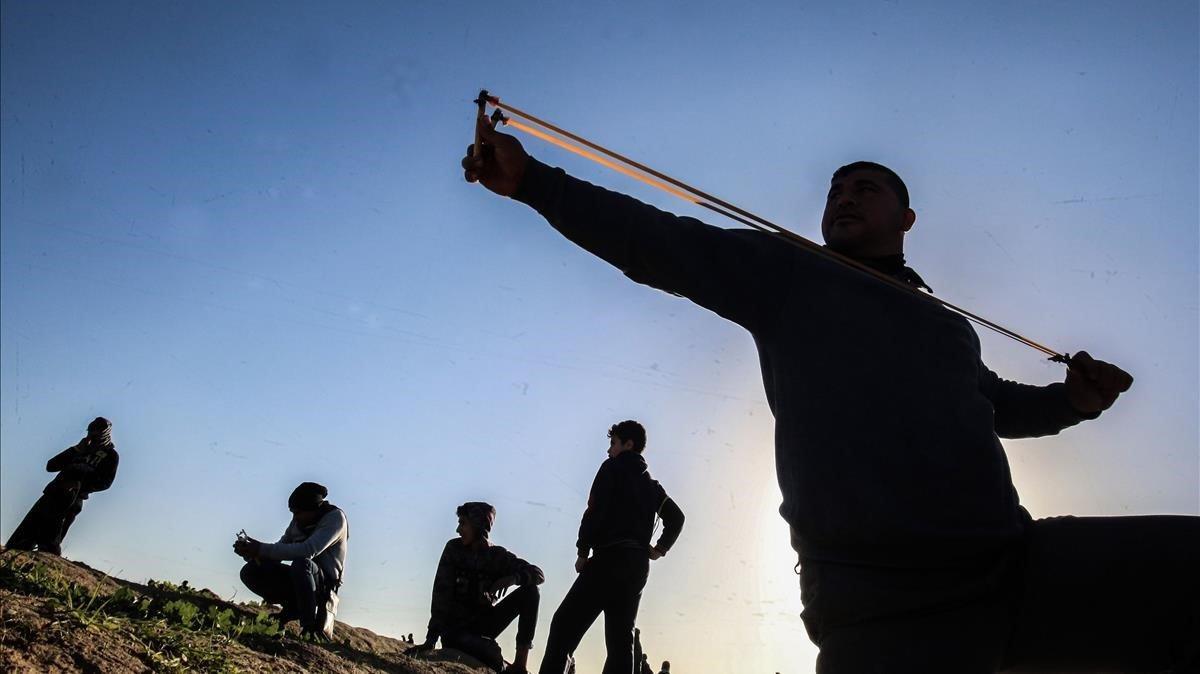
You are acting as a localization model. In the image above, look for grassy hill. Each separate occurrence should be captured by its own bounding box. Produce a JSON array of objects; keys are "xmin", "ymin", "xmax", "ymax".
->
[{"xmin": 0, "ymin": 548, "xmax": 492, "ymax": 673}]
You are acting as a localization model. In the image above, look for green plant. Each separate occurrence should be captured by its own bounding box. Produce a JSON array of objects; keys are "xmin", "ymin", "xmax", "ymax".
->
[{"xmin": 1, "ymin": 556, "xmax": 317, "ymax": 672}]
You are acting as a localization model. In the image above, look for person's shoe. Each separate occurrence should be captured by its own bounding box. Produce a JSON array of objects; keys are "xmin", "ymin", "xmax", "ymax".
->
[
  {"xmin": 301, "ymin": 606, "xmax": 334, "ymax": 641},
  {"xmin": 273, "ymin": 607, "xmax": 300, "ymax": 627},
  {"xmin": 501, "ymin": 666, "xmax": 529, "ymax": 674},
  {"xmin": 38, "ymin": 542, "xmax": 62, "ymax": 556},
  {"xmin": 299, "ymin": 623, "xmax": 331, "ymax": 642}
]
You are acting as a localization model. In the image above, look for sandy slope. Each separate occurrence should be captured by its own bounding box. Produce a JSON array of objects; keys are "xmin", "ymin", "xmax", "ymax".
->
[{"xmin": 0, "ymin": 549, "xmax": 492, "ymax": 673}]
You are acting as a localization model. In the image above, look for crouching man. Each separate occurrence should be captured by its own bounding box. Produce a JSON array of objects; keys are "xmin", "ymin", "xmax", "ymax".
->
[
  {"xmin": 413, "ymin": 502, "xmax": 543, "ymax": 673},
  {"xmin": 233, "ymin": 482, "xmax": 348, "ymax": 639}
]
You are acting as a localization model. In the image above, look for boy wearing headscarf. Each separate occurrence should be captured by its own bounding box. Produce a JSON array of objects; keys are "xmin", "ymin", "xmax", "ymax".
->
[
  {"xmin": 413, "ymin": 502, "xmax": 544, "ymax": 673},
  {"xmin": 5, "ymin": 417, "xmax": 119, "ymax": 555},
  {"xmin": 233, "ymin": 481, "xmax": 349, "ymax": 639}
]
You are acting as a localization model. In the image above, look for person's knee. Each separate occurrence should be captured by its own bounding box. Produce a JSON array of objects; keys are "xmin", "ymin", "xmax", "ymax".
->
[
  {"xmin": 239, "ymin": 562, "xmax": 259, "ymax": 586},
  {"xmin": 514, "ymin": 583, "xmax": 540, "ymax": 604},
  {"xmin": 288, "ymin": 558, "xmax": 318, "ymax": 580},
  {"xmin": 239, "ymin": 562, "xmax": 267, "ymax": 595}
]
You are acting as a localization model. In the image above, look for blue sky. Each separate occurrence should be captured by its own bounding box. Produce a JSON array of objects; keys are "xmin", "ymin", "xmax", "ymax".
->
[{"xmin": 2, "ymin": 2, "xmax": 1196, "ymax": 671}]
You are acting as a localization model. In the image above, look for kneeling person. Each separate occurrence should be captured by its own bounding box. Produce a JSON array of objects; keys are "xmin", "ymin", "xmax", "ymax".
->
[
  {"xmin": 233, "ymin": 482, "xmax": 348, "ymax": 639},
  {"xmin": 415, "ymin": 502, "xmax": 543, "ymax": 673}
]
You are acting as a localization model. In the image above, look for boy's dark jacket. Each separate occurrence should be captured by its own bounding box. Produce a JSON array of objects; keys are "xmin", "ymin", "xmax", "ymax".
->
[
  {"xmin": 425, "ymin": 540, "xmax": 543, "ymax": 643},
  {"xmin": 577, "ymin": 451, "xmax": 685, "ymax": 557}
]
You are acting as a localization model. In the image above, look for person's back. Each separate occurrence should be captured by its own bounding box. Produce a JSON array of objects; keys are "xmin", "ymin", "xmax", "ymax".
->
[{"xmin": 578, "ymin": 451, "xmax": 676, "ymax": 554}]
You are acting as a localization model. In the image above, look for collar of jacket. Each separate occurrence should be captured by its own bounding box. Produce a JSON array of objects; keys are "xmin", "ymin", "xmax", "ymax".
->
[
  {"xmin": 851, "ymin": 253, "xmax": 932, "ymax": 292},
  {"xmin": 613, "ymin": 450, "xmax": 647, "ymax": 469}
]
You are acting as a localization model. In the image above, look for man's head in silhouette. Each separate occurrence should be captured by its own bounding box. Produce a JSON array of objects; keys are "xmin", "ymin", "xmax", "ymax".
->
[
  {"xmin": 607, "ymin": 419, "xmax": 647, "ymax": 458},
  {"xmin": 287, "ymin": 481, "xmax": 327, "ymax": 527},
  {"xmin": 86, "ymin": 416, "xmax": 112, "ymax": 445},
  {"xmin": 821, "ymin": 161, "xmax": 916, "ymax": 258},
  {"xmin": 456, "ymin": 501, "xmax": 496, "ymax": 548}
]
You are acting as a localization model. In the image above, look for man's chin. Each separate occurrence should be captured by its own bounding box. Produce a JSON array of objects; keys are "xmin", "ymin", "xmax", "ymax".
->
[{"xmin": 823, "ymin": 237, "xmax": 862, "ymax": 256}]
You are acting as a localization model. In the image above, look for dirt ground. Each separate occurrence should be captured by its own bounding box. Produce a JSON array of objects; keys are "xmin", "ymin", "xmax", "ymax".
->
[{"xmin": 0, "ymin": 548, "xmax": 492, "ymax": 673}]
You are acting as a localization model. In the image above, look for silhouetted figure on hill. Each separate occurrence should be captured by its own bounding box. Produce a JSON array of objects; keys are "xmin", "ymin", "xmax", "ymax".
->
[
  {"xmin": 538, "ymin": 421, "xmax": 686, "ymax": 674},
  {"xmin": 6, "ymin": 417, "xmax": 119, "ymax": 555},
  {"xmin": 658, "ymin": 661, "xmax": 670, "ymax": 674},
  {"xmin": 463, "ymin": 118, "xmax": 1200, "ymax": 672},
  {"xmin": 234, "ymin": 482, "xmax": 348, "ymax": 640},
  {"xmin": 412, "ymin": 502, "xmax": 543, "ymax": 673},
  {"xmin": 633, "ymin": 628, "xmax": 647, "ymax": 673},
  {"xmin": 633, "ymin": 628, "xmax": 655, "ymax": 674}
]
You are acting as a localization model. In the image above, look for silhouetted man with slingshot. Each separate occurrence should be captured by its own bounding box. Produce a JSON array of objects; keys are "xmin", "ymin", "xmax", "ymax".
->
[{"xmin": 462, "ymin": 112, "xmax": 1198, "ymax": 673}]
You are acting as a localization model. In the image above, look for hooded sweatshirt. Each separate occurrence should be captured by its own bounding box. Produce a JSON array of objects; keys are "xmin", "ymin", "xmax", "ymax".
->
[
  {"xmin": 258, "ymin": 504, "xmax": 349, "ymax": 596},
  {"xmin": 45, "ymin": 438, "xmax": 119, "ymax": 497},
  {"xmin": 514, "ymin": 157, "xmax": 1093, "ymax": 569},
  {"xmin": 577, "ymin": 451, "xmax": 685, "ymax": 557}
]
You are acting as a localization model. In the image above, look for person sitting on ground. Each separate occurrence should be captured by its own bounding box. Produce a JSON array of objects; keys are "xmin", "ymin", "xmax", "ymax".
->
[
  {"xmin": 412, "ymin": 502, "xmax": 544, "ymax": 674},
  {"xmin": 6, "ymin": 417, "xmax": 119, "ymax": 555},
  {"xmin": 233, "ymin": 482, "xmax": 349, "ymax": 640}
]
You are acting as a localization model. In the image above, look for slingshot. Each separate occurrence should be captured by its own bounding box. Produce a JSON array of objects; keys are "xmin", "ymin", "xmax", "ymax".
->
[{"xmin": 474, "ymin": 90, "xmax": 1072, "ymax": 365}]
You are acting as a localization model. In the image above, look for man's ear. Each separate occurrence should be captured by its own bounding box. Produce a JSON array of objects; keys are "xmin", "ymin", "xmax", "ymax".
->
[{"xmin": 901, "ymin": 208, "xmax": 916, "ymax": 233}]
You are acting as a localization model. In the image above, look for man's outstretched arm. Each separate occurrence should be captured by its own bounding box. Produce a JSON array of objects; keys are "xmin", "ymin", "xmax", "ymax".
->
[
  {"xmin": 981, "ymin": 351, "xmax": 1133, "ymax": 438},
  {"xmin": 462, "ymin": 116, "xmax": 796, "ymax": 332},
  {"xmin": 45, "ymin": 445, "xmax": 80, "ymax": 472}
]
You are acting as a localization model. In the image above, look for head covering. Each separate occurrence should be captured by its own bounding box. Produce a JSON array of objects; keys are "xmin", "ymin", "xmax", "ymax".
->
[
  {"xmin": 86, "ymin": 417, "xmax": 113, "ymax": 446},
  {"xmin": 288, "ymin": 481, "xmax": 328, "ymax": 512},
  {"xmin": 456, "ymin": 501, "xmax": 496, "ymax": 539}
]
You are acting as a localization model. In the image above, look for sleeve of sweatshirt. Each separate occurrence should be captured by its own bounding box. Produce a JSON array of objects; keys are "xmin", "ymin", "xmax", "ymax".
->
[
  {"xmin": 499, "ymin": 548, "xmax": 545, "ymax": 586},
  {"xmin": 46, "ymin": 446, "xmax": 80, "ymax": 472},
  {"xmin": 426, "ymin": 541, "xmax": 456, "ymax": 644},
  {"xmin": 513, "ymin": 157, "xmax": 792, "ymax": 332},
  {"xmin": 654, "ymin": 496, "xmax": 685, "ymax": 554},
  {"xmin": 576, "ymin": 461, "xmax": 614, "ymax": 557},
  {"xmin": 979, "ymin": 365, "xmax": 1098, "ymax": 439},
  {"xmin": 258, "ymin": 510, "xmax": 347, "ymax": 562}
]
